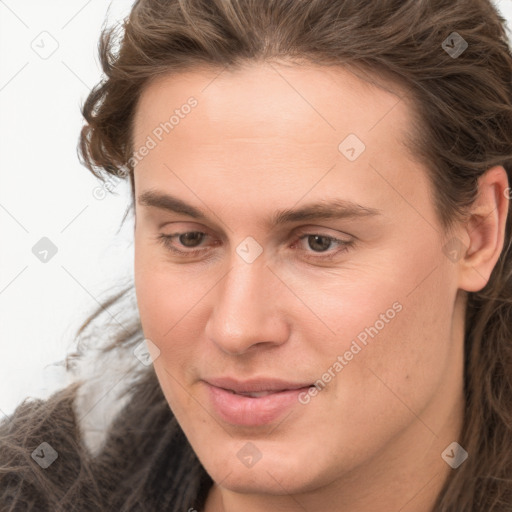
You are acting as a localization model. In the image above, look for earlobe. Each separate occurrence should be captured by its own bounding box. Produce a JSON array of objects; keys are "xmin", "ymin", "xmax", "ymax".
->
[{"xmin": 458, "ymin": 166, "xmax": 510, "ymax": 293}]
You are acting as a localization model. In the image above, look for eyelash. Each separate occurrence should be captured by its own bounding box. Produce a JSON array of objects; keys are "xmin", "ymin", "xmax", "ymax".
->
[{"xmin": 155, "ymin": 231, "xmax": 355, "ymax": 262}]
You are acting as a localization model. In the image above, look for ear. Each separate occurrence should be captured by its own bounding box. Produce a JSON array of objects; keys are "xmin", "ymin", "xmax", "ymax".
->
[{"xmin": 457, "ymin": 165, "xmax": 510, "ymax": 292}]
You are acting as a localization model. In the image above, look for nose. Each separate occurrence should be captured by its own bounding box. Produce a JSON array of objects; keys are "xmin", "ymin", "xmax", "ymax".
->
[{"xmin": 204, "ymin": 255, "xmax": 289, "ymax": 355}]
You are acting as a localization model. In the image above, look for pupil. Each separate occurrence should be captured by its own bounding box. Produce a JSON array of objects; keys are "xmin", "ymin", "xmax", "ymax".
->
[
  {"xmin": 179, "ymin": 232, "xmax": 203, "ymax": 247},
  {"xmin": 308, "ymin": 235, "xmax": 330, "ymax": 252}
]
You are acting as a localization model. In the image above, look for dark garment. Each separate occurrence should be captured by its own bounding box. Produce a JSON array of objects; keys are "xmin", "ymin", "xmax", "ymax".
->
[{"xmin": 0, "ymin": 371, "xmax": 214, "ymax": 511}]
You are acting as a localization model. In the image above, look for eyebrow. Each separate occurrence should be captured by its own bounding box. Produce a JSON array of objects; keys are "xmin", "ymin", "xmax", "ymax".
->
[{"xmin": 137, "ymin": 190, "xmax": 382, "ymax": 226}]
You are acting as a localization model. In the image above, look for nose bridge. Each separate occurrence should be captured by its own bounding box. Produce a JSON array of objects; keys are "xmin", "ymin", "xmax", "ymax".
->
[{"xmin": 205, "ymin": 252, "xmax": 287, "ymax": 354}]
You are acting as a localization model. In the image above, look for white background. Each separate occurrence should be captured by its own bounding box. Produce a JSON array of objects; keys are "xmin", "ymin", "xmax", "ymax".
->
[{"xmin": 1, "ymin": 0, "xmax": 512, "ymax": 418}]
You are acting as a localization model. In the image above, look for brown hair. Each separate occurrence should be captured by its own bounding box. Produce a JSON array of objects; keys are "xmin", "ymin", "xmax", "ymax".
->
[{"xmin": 2, "ymin": 0, "xmax": 512, "ymax": 510}]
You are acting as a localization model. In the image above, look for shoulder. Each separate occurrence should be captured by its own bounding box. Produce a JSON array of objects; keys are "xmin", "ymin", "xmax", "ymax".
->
[
  {"xmin": 0, "ymin": 341, "xmax": 210, "ymax": 511},
  {"xmin": 0, "ymin": 383, "xmax": 86, "ymax": 510},
  {"xmin": 0, "ymin": 341, "xmax": 143, "ymax": 511}
]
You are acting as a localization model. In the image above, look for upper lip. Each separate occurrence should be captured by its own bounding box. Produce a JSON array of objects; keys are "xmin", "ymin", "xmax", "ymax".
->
[{"xmin": 204, "ymin": 376, "xmax": 313, "ymax": 394}]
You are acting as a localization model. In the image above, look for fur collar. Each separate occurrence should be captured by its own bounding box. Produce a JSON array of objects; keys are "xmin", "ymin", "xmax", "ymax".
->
[{"xmin": 70, "ymin": 339, "xmax": 148, "ymax": 457}]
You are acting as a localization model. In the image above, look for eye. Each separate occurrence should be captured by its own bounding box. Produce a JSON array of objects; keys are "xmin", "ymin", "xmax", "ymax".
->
[
  {"xmin": 291, "ymin": 233, "xmax": 354, "ymax": 261},
  {"xmin": 155, "ymin": 230, "xmax": 355, "ymax": 261},
  {"xmin": 156, "ymin": 231, "xmax": 211, "ymax": 256}
]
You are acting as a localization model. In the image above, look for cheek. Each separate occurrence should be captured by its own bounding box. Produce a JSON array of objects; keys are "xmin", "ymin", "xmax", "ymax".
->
[
  {"xmin": 341, "ymin": 261, "xmax": 456, "ymax": 420},
  {"xmin": 307, "ymin": 238, "xmax": 457, "ymax": 417},
  {"xmin": 133, "ymin": 251, "xmax": 203, "ymax": 418},
  {"xmin": 134, "ymin": 263, "xmax": 195, "ymax": 349},
  {"xmin": 134, "ymin": 239, "xmax": 179, "ymax": 349},
  {"xmin": 134, "ymin": 241, "xmax": 212, "ymax": 368}
]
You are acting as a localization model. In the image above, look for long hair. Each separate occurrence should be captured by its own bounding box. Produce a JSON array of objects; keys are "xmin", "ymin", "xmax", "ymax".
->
[{"xmin": 2, "ymin": 0, "xmax": 512, "ymax": 510}]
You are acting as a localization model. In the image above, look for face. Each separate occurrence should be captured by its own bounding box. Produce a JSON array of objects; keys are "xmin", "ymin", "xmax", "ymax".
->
[{"xmin": 132, "ymin": 62, "xmax": 464, "ymax": 497}]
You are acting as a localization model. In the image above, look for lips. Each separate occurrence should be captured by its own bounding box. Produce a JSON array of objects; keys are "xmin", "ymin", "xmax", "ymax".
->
[
  {"xmin": 204, "ymin": 376, "xmax": 313, "ymax": 394},
  {"xmin": 203, "ymin": 376, "xmax": 315, "ymax": 426},
  {"xmin": 232, "ymin": 390, "xmax": 277, "ymax": 398}
]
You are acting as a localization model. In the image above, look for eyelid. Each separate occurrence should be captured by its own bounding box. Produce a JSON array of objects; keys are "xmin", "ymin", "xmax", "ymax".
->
[
  {"xmin": 293, "ymin": 226, "xmax": 353, "ymax": 241},
  {"xmin": 158, "ymin": 223, "xmax": 353, "ymax": 241},
  {"xmin": 156, "ymin": 227, "xmax": 355, "ymax": 261}
]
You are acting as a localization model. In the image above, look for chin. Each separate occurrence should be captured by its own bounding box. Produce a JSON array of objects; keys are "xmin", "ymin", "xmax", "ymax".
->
[{"xmin": 199, "ymin": 448, "xmax": 328, "ymax": 496}]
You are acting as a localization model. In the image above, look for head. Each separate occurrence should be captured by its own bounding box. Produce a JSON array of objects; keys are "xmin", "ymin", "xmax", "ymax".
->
[{"xmin": 79, "ymin": 0, "xmax": 512, "ymax": 509}]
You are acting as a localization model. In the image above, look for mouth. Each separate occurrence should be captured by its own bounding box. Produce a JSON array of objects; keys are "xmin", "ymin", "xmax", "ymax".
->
[
  {"xmin": 225, "ymin": 388, "xmax": 310, "ymax": 398},
  {"xmin": 230, "ymin": 390, "xmax": 279, "ymax": 397},
  {"xmin": 203, "ymin": 376, "xmax": 314, "ymax": 394},
  {"xmin": 204, "ymin": 382, "xmax": 314, "ymax": 426}
]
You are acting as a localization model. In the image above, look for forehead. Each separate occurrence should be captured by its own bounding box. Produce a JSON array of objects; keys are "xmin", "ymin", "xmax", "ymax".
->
[
  {"xmin": 133, "ymin": 62, "xmax": 412, "ymax": 148},
  {"xmin": 131, "ymin": 62, "xmax": 431, "ymax": 224}
]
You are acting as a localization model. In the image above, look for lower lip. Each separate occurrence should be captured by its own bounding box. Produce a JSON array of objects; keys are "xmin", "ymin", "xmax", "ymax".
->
[{"xmin": 205, "ymin": 382, "xmax": 312, "ymax": 426}]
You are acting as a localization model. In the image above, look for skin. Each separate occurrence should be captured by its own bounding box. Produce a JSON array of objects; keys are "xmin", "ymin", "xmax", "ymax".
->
[{"xmin": 132, "ymin": 62, "xmax": 509, "ymax": 512}]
